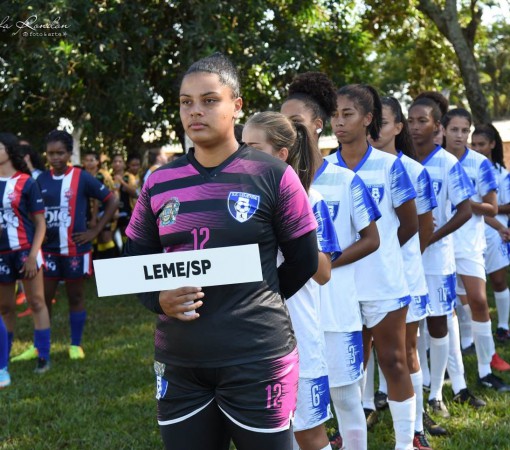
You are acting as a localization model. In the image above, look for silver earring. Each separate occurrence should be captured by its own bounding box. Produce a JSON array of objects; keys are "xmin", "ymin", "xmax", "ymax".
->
[{"xmin": 316, "ymin": 128, "xmax": 323, "ymax": 134}]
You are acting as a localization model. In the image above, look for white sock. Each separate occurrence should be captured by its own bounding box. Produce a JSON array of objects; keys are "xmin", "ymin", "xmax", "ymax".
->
[
  {"xmin": 388, "ymin": 395, "xmax": 416, "ymax": 450},
  {"xmin": 362, "ymin": 349, "xmax": 376, "ymax": 410},
  {"xmin": 446, "ymin": 314, "xmax": 467, "ymax": 394},
  {"xmin": 429, "ymin": 335, "xmax": 449, "ymax": 401},
  {"xmin": 292, "ymin": 433, "xmax": 300, "ymax": 450},
  {"xmin": 320, "ymin": 445, "xmax": 332, "ymax": 450},
  {"xmin": 457, "ymin": 302, "xmax": 474, "ymax": 349},
  {"xmin": 378, "ymin": 362, "xmax": 387, "ymax": 394},
  {"xmin": 410, "ymin": 370, "xmax": 424, "ymax": 433},
  {"xmin": 472, "ymin": 320, "xmax": 495, "ymax": 378},
  {"xmin": 495, "ymin": 288, "xmax": 510, "ymax": 330},
  {"xmin": 330, "ymin": 383, "xmax": 367, "ymax": 450},
  {"xmin": 417, "ymin": 320, "xmax": 430, "ymax": 387}
]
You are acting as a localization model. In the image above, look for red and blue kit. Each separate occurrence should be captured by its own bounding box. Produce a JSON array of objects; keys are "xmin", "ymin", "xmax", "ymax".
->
[{"xmin": 37, "ymin": 167, "xmax": 112, "ymax": 256}]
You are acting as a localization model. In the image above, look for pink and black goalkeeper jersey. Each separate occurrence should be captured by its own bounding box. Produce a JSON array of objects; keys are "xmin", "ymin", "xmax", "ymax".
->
[
  {"xmin": 37, "ymin": 166, "xmax": 112, "ymax": 255},
  {"xmin": 126, "ymin": 145, "xmax": 317, "ymax": 368},
  {"xmin": 0, "ymin": 172, "xmax": 45, "ymax": 252}
]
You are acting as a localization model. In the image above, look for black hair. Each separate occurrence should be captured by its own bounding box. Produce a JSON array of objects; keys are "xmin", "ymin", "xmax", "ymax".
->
[
  {"xmin": 381, "ymin": 97, "xmax": 416, "ymax": 159},
  {"xmin": 19, "ymin": 143, "xmax": 45, "ymax": 171},
  {"xmin": 414, "ymin": 91, "xmax": 449, "ymax": 117},
  {"xmin": 0, "ymin": 133, "xmax": 31, "ymax": 175},
  {"xmin": 337, "ymin": 84, "xmax": 382, "ymax": 141},
  {"xmin": 234, "ymin": 123, "xmax": 244, "ymax": 144},
  {"xmin": 83, "ymin": 150, "xmax": 100, "ymax": 160},
  {"xmin": 45, "ymin": 129, "xmax": 73, "ymax": 153},
  {"xmin": 409, "ymin": 98, "xmax": 443, "ymax": 124},
  {"xmin": 126, "ymin": 153, "xmax": 141, "ymax": 164},
  {"xmin": 441, "ymin": 108, "xmax": 472, "ymax": 129},
  {"xmin": 472, "ymin": 123, "xmax": 505, "ymax": 168},
  {"xmin": 285, "ymin": 72, "xmax": 337, "ymax": 130},
  {"xmin": 183, "ymin": 52, "xmax": 240, "ymax": 98}
]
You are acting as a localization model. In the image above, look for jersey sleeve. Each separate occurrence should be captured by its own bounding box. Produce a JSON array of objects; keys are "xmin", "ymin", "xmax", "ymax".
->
[
  {"xmin": 448, "ymin": 162, "xmax": 476, "ymax": 207},
  {"xmin": 24, "ymin": 177, "xmax": 45, "ymax": 214},
  {"xmin": 390, "ymin": 157, "xmax": 417, "ymax": 208},
  {"xmin": 274, "ymin": 166, "xmax": 317, "ymax": 242},
  {"xmin": 125, "ymin": 183, "xmax": 163, "ymax": 252},
  {"xmin": 478, "ymin": 158, "xmax": 498, "ymax": 197},
  {"xmin": 415, "ymin": 167, "xmax": 438, "ymax": 215},
  {"xmin": 313, "ymin": 198, "xmax": 341, "ymax": 259},
  {"xmin": 500, "ymin": 173, "xmax": 510, "ymax": 206},
  {"xmin": 350, "ymin": 174, "xmax": 381, "ymax": 232},
  {"xmin": 83, "ymin": 170, "xmax": 112, "ymax": 202}
]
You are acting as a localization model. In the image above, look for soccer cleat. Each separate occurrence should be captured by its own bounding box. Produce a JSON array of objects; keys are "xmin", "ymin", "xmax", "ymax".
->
[
  {"xmin": 452, "ymin": 388, "xmax": 486, "ymax": 408},
  {"xmin": 329, "ymin": 430, "xmax": 343, "ymax": 449},
  {"xmin": 11, "ymin": 345, "xmax": 38, "ymax": 362},
  {"xmin": 364, "ymin": 408, "xmax": 378, "ymax": 429},
  {"xmin": 413, "ymin": 431, "xmax": 433, "ymax": 450},
  {"xmin": 423, "ymin": 410, "xmax": 448, "ymax": 436},
  {"xmin": 461, "ymin": 343, "xmax": 476, "ymax": 356},
  {"xmin": 15, "ymin": 292, "xmax": 26, "ymax": 305},
  {"xmin": 34, "ymin": 358, "xmax": 50, "ymax": 374},
  {"xmin": 17, "ymin": 307, "xmax": 33, "ymax": 318},
  {"xmin": 374, "ymin": 390, "xmax": 389, "ymax": 410},
  {"xmin": 478, "ymin": 373, "xmax": 510, "ymax": 392},
  {"xmin": 0, "ymin": 368, "xmax": 11, "ymax": 388},
  {"xmin": 495, "ymin": 328, "xmax": 510, "ymax": 343},
  {"xmin": 69, "ymin": 345, "xmax": 85, "ymax": 360},
  {"xmin": 490, "ymin": 353, "xmax": 510, "ymax": 371},
  {"xmin": 427, "ymin": 398, "xmax": 450, "ymax": 418}
]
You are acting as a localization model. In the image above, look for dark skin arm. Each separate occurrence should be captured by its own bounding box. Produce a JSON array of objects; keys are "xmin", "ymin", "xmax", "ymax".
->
[
  {"xmin": 418, "ymin": 210, "xmax": 434, "ymax": 253},
  {"xmin": 428, "ymin": 199, "xmax": 472, "ymax": 246},
  {"xmin": 331, "ymin": 221, "xmax": 380, "ymax": 268},
  {"xmin": 73, "ymin": 194, "xmax": 119, "ymax": 245},
  {"xmin": 312, "ymin": 252, "xmax": 332, "ymax": 285},
  {"xmin": 498, "ymin": 203, "xmax": 510, "ymax": 215},
  {"xmin": 396, "ymin": 199, "xmax": 419, "ymax": 247},
  {"xmin": 470, "ymin": 190, "xmax": 497, "ymax": 217}
]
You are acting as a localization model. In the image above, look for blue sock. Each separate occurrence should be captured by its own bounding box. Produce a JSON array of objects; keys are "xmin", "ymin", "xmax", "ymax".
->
[
  {"xmin": 69, "ymin": 311, "xmax": 87, "ymax": 346},
  {"xmin": 7, "ymin": 331, "xmax": 13, "ymax": 358},
  {"xmin": 34, "ymin": 328, "xmax": 51, "ymax": 361},
  {"xmin": 0, "ymin": 319, "xmax": 8, "ymax": 369}
]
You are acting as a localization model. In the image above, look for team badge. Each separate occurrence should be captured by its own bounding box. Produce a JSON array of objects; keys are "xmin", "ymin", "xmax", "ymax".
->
[
  {"xmin": 432, "ymin": 180, "xmax": 442, "ymax": 196},
  {"xmin": 227, "ymin": 192, "xmax": 260, "ymax": 223},
  {"xmin": 70, "ymin": 257, "xmax": 81, "ymax": 272},
  {"xmin": 326, "ymin": 201, "xmax": 340, "ymax": 221},
  {"xmin": 159, "ymin": 198, "xmax": 180, "ymax": 226},
  {"xmin": 7, "ymin": 190, "xmax": 16, "ymax": 202},
  {"xmin": 64, "ymin": 188, "xmax": 73, "ymax": 200},
  {"xmin": 368, "ymin": 185, "xmax": 384, "ymax": 205},
  {"xmin": 154, "ymin": 361, "xmax": 166, "ymax": 376},
  {"xmin": 155, "ymin": 375, "xmax": 168, "ymax": 400}
]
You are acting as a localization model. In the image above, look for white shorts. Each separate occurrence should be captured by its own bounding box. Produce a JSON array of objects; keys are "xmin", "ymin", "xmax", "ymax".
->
[
  {"xmin": 484, "ymin": 232, "xmax": 509, "ymax": 274},
  {"xmin": 359, "ymin": 296, "xmax": 411, "ymax": 329},
  {"xmin": 406, "ymin": 294, "xmax": 430, "ymax": 323},
  {"xmin": 426, "ymin": 273, "xmax": 456, "ymax": 317},
  {"xmin": 324, "ymin": 331, "xmax": 364, "ymax": 388},
  {"xmin": 292, "ymin": 375, "xmax": 332, "ymax": 431},
  {"xmin": 456, "ymin": 256, "xmax": 486, "ymax": 296}
]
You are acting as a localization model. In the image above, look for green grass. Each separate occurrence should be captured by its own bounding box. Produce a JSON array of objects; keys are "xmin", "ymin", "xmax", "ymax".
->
[{"xmin": 2, "ymin": 278, "xmax": 510, "ymax": 449}]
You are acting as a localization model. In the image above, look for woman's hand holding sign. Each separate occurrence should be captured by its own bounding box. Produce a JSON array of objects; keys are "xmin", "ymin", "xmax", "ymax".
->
[{"xmin": 159, "ymin": 287, "xmax": 204, "ymax": 321}]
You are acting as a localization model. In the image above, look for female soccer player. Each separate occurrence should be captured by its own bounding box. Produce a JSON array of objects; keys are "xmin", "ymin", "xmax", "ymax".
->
[
  {"xmin": 243, "ymin": 110, "xmax": 341, "ymax": 450},
  {"xmin": 327, "ymin": 84, "xmax": 418, "ymax": 450},
  {"xmin": 36, "ymin": 130, "xmax": 117, "ymax": 360},
  {"xmin": 368, "ymin": 97, "xmax": 437, "ymax": 449},
  {"xmin": 281, "ymin": 72, "xmax": 381, "ymax": 450},
  {"xmin": 0, "ymin": 133, "xmax": 50, "ymax": 374},
  {"xmin": 408, "ymin": 96, "xmax": 474, "ymax": 418},
  {"xmin": 142, "ymin": 147, "xmax": 168, "ymax": 185},
  {"xmin": 471, "ymin": 124, "xmax": 510, "ymax": 343},
  {"xmin": 443, "ymin": 109, "xmax": 510, "ymax": 392},
  {"xmin": 124, "ymin": 53, "xmax": 319, "ymax": 450}
]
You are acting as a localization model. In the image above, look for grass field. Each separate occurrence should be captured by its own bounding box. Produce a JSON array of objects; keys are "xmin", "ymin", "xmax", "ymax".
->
[{"xmin": 1, "ymin": 277, "xmax": 510, "ymax": 449}]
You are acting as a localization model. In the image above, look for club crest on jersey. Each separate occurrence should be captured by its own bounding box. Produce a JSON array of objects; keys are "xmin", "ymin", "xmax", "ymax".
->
[
  {"xmin": 432, "ymin": 180, "xmax": 442, "ymax": 196},
  {"xmin": 228, "ymin": 192, "xmax": 260, "ymax": 223},
  {"xmin": 7, "ymin": 190, "xmax": 16, "ymax": 202},
  {"xmin": 326, "ymin": 201, "xmax": 340, "ymax": 221},
  {"xmin": 64, "ymin": 188, "xmax": 73, "ymax": 200},
  {"xmin": 368, "ymin": 185, "xmax": 384, "ymax": 205},
  {"xmin": 159, "ymin": 198, "xmax": 180, "ymax": 226}
]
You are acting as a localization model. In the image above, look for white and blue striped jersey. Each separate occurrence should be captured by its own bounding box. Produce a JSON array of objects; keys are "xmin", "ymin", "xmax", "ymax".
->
[
  {"xmin": 485, "ymin": 162, "xmax": 510, "ymax": 236},
  {"xmin": 313, "ymin": 160, "xmax": 380, "ymax": 332},
  {"xmin": 450, "ymin": 148, "xmax": 497, "ymax": 258},
  {"xmin": 284, "ymin": 188, "xmax": 341, "ymax": 378},
  {"xmin": 327, "ymin": 146, "xmax": 415, "ymax": 301},
  {"xmin": 398, "ymin": 153, "xmax": 437, "ymax": 296},
  {"xmin": 421, "ymin": 145, "xmax": 475, "ymax": 275}
]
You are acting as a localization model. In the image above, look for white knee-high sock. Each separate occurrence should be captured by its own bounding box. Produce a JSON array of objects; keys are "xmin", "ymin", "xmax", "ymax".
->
[
  {"xmin": 410, "ymin": 370, "xmax": 424, "ymax": 433},
  {"xmin": 457, "ymin": 303, "xmax": 474, "ymax": 349},
  {"xmin": 388, "ymin": 395, "xmax": 416, "ymax": 450},
  {"xmin": 495, "ymin": 288, "xmax": 510, "ymax": 330},
  {"xmin": 330, "ymin": 383, "xmax": 367, "ymax": 450},
  {"xmin": 378, "ymin": 361, "xmax": 387, "ymax": 394},
  {"xmin": 429, "ymin": 335, "xmax": 449, "ymax": 401},
  {"xmin": 417, "ymin": 320, "xmax": 430, "ymax": 387},
  {"xmin": 362, "ymin": 349, "xmax": 376, "ymax": 410},
  {"xmin": 446, "ymin": 314, "xmax": 467, "ymax": 394},
  {"xmin": 472, "ymin": 319, "xmax": 495, "ymax": 378}
]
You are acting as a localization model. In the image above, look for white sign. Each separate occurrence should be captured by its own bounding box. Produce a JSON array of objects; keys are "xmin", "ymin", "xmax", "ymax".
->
[{"xmin": 93, "ymin": 244, "xmax": 263, "ymax": 297}]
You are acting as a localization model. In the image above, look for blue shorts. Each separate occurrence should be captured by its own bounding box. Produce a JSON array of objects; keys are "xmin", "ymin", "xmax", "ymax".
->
[
  {"xmin": 0, "ymin": 249, "xmax": 44, "ymax": 284},
  {"xmin": 43, "ymin": 252, "xmax": 93, "ymax": 281}
]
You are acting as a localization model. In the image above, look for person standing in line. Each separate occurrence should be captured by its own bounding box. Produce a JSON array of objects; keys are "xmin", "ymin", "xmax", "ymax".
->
[{"xmin": 124, "ymin": 53, "xmax": 319, "ymax": 450}]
